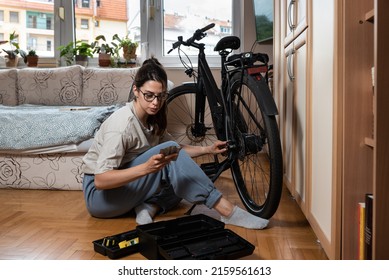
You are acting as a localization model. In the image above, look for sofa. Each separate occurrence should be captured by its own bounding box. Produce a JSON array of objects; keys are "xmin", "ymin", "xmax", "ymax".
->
[{"xmin": 0, "ymin": 65, "xmax": 140, "ymax": 190}]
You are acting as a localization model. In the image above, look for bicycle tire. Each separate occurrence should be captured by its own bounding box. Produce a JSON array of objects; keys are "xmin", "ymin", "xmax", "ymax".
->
[{"xmin": 228, "ymin": 71, "xmax": 283, "ymax": 219}]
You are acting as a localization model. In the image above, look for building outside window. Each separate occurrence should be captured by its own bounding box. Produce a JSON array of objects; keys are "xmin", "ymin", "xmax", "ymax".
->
[{"xmin": 162, "ymin": 0, "xmax": 232, "ymax": 56}]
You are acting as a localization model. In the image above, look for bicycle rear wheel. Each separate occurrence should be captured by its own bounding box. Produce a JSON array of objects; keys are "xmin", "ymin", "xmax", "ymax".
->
[{"xmin": 229, "ymin": 72, "xmax": 283, "ymax": 219}]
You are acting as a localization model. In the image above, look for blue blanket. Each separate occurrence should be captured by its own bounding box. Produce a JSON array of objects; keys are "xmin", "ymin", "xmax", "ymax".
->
[{"xmin": 0, "ymin": 104, "xmax": 120, "ymax": 150}]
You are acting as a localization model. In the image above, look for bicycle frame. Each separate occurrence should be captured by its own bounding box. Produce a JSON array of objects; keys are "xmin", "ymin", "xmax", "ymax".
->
[
  {"xmin": 181, "ymin": 43, "xmax": 250, "ymax": 180},
  {"xmin": 189, "ymin": 43, "xmax": 224, "ymax": 139}
]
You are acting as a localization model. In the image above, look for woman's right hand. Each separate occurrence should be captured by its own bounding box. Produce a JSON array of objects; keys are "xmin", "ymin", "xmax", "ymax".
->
[
  {"xmin": 145, "ymin": 153, "xmax": 177, "ymax": 173},
  {"xmin": 95, "ymin": 153, "xmax": 177, "ymax": 190}
]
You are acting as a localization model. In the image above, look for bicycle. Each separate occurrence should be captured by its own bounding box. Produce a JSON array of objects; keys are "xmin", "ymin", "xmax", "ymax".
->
[{"xmin": 166, "ymin": 23, "xmax": 283, "ymax": 219}]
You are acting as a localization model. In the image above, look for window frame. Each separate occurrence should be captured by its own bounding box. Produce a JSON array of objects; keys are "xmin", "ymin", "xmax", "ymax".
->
[
  {"xmin": 141, "ymin": 0, "xmax": 242, "ymax": 68},
  {"xmin": 80, "ymin": 18, "xmax": 89, "ymax": 29},
  {"xmin": 10, "ymin": 11, "xmax": 19, "ymax": 23},
  {"xmin": 58, "ymin": 0, "xmax": 242, "ymax": 66}
]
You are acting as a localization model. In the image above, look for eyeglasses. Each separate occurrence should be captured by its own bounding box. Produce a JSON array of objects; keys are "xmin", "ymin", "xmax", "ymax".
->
[{"xmin": 138, "ymin": 88, "xmax": 168, "ymax": 102}]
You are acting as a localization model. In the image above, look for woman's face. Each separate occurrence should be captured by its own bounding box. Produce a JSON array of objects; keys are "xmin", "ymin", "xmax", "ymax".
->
[{"xmin": 133, "ymin": 80, "xmax": 167, "ymax": 116}]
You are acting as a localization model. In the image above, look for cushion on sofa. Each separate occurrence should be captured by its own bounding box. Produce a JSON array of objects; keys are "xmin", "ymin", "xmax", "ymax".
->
[
  {"xmin": 17, "ymin": 65, "xmax": 84, "ymax": 106},
  {"xmin": 82, "ymin": 67, "xmax": 139, "ymax": 105},
  {"xmin": 0, "ymin": 69, "xmax": 18, "ymax": 106},
  {"xmin": 0, "ymin": 104, "xmax": 120, "ymax": 150}
]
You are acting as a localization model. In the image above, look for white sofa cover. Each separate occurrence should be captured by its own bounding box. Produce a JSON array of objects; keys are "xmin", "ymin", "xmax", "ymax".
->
[{"xmin": 0, "ymin": 65, "xmax": 139, "ymax": 190}]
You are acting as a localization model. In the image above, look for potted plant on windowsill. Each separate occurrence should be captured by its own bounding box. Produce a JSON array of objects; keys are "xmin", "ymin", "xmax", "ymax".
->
[
  {"xmin": 92, "ymin": 35, "xmax": 114, "ymax": 67},
  {"xmin": 20, "ymin": 49, "xmax": 39, "ymax": 67},
  {"xmin": 74, "ymin": 41, "xmax": 93, "ymax": 66},
  {"xmin": 58, "ymin": 40, "xmax": 93, "ymax": 66},
  {"xmin": 112, "ymin": 34, "xmax": 138, "ymax": 62},
  {"xmin": 0, "ymin": 31, "xmax": 21, "ymax": 68}
]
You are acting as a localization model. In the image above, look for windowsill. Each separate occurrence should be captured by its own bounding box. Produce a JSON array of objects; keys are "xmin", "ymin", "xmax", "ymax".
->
[{"xmin": 0, "ymin": 57, "xmax": 221, "ymax": 70}]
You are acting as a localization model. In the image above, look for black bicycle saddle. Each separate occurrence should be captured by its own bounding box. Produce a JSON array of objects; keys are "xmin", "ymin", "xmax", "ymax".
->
[{"xmin": 214, "ymin": 36, "xmax": 241, "ymax": 51}]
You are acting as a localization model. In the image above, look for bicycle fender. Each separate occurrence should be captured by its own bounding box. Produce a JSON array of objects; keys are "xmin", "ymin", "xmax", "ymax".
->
[{"xmin": 247, "ymin": 74, "xmax": 279, "ymax": 116}]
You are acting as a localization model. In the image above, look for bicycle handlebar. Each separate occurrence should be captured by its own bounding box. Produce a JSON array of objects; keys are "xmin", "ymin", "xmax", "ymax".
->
[
  {"xmin": 168, "ymin": 23, "xmax": 215, "ymax": 54},
  {"xmin": 199, "ymin": 23, "xmax": 216, "ymax": 33}
]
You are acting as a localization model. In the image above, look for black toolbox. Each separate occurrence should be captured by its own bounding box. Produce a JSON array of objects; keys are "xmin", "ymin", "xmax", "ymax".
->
[
  {"xmin": 137, "ymin": 214, "xmax": 255, "ymax": 260},
  {"xmin": 93, "ymin": 229, "xmax": 139, "ymax": 259},
  {"xmin": 93, "ymin": 214, "xmax": 254, "ymax": 260}
]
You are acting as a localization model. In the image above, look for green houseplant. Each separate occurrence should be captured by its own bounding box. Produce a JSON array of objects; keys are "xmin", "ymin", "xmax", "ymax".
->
[
  {"xmin": 58, "ymin": 40, "xmax": 93, "ymax": 66},
  {"xmin": 0, "ymin": 31, "xmax": 22, "ymax": 67},
  {"xmin": 92, "ymin": 35, "xmax": 114, "ymax": 67},
  {"xmin": 20, "ymin": 49, "xmax": 39, "ymax": 67},
  {"xmin": 112, "ymin": 34, "xmax": 138, "ymax": 61}
]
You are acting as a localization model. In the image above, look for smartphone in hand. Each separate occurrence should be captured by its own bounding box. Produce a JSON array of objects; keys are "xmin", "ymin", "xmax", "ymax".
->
[{"xmin": 159, "ymin": 145, "xmax": 182, "ymax": 157}]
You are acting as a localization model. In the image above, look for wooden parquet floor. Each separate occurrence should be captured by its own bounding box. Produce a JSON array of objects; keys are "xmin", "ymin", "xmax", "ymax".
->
[{"xmin": 0, "ymin": 175, "xmax": 328, "ymax": 260}]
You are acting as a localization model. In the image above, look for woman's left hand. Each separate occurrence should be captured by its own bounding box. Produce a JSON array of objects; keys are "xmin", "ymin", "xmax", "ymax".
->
[
  {"xmin": 209, "ymin": 140, "xmax": 228, "ymax": 155},
  {"xmin": 181, "ymin": 140, "xmax": 228, "ymax": 158}
]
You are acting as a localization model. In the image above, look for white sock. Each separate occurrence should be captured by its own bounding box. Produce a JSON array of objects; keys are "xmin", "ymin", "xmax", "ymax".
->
[
  {"xmin": 134, "ymin": 203, "xmax": 159, "ymax": 225},
  {"xmin": 220, "ymin": 206, "xmax": 269, "ymax": 229}
]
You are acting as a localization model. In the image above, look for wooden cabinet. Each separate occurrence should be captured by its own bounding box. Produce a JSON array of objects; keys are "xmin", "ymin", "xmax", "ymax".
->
[
  {"xmin": 373, "ymin": 0, "xmax": 389, "ymax": 260},
  {"xmin": 340, "ymin": 0, "xmax": 374, "ymax": 259},
  {"xmin": 279, "ymin": 0, "xmax": 309, "ymax": 214},
  {"xmin": 275, "ymin": 0, "xmax": 389, "ymax": 259},
  {"xmin": 340, "ymin": 0, "xmax": 389, "ymax": 260},
  {"xmin": 283, "ymin": 30, "xmax": 308, "ymax": 214},
  {"xmin": 284, "ymin": 0, "xmax": 308, "ymax": 46},
  {"xmin": 278, "ymin": 0, "xmax": 337, "ymax": 258}
]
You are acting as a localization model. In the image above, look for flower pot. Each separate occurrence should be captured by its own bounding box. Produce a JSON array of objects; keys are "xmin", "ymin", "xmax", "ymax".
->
[
  {"xmin": 123, "ymin": 45, "xmax": 137, "ymax": 61},
  {"xmin": 27, "ymin": 55, "xmax": 39, "ymax": 67},
  {"xmin": 98, "ymin": 53, "xmax": 111, "ymax": 67},
  {"xmin": 75, "ymin": 55, "xmax": 88, "ymax": 67},
  {"xmin": 5, "ymin": 56, "xmax": 19, "ymax": 68}
]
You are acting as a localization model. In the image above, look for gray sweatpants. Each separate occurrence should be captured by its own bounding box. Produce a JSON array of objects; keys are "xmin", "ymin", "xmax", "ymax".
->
[{"xmin": 82, "ymin": 141, "xmax": 222, "ymax": 218}]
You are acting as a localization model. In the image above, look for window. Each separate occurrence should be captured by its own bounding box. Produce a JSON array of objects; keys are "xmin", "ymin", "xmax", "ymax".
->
[
  {"xmin": 10, "ymin": 11, "xmax": 19, "ymax": 23},
  {"xmin": 81, "ymin": 0, "xmax": 90, "ymax": 8},
  {"xmin": 27, "ymin": 15, "xmax": 38, "ymax": 28},
  {"xmin": 141, "ymin": 0, "xmax": 240, "ymax": 67},
  {"xmin": 0, "ymin": 33, "xmax": 4, "ymax": 41},
  {"xmin": 0, "ymin": 0, "xmax": 241, "ymax": 66},
  {"xmin": 162, "ymin": 0, "xmax": 232, "ymax": 56},
  {"xmin": 47, "ymin": 40, "xmax": 52, "ymax": 51},
  {"xmin": 81, "ymin": 19, "xmax": 89, "ymax": 29},
  {"xmin": 27, "ymin": 37, "xmax": 37, "ymax": 50},
  {"xmin": 46, "ymin": 16, "xmax": 53, "ymax": 30}
]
